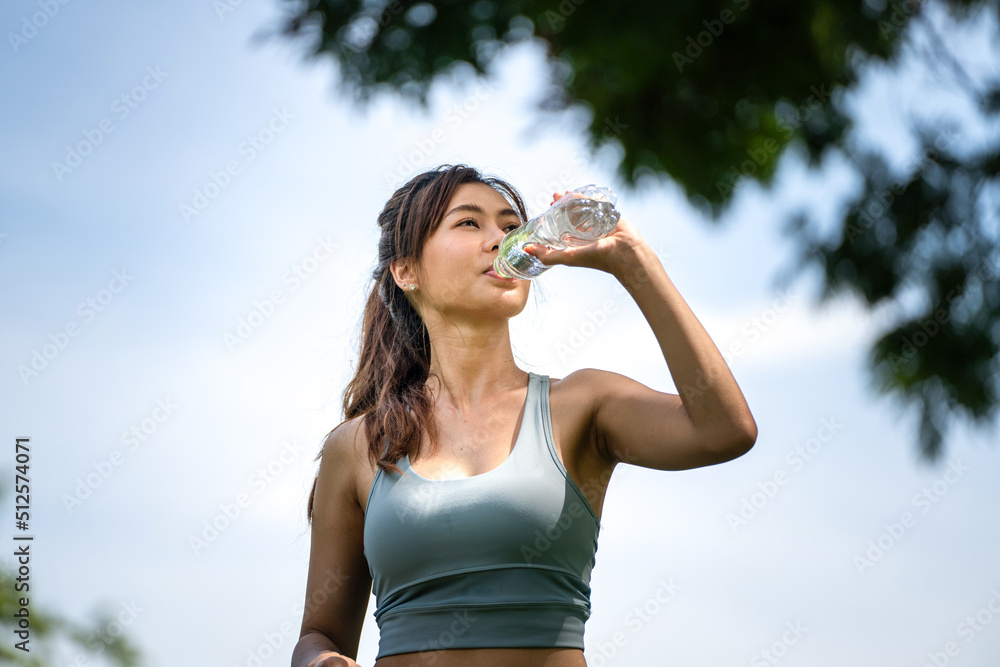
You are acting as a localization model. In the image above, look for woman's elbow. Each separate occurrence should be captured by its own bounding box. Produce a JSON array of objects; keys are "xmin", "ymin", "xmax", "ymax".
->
[{"xmin": 711, "ymin": 421, "xmax": 757, "ymax": 460}]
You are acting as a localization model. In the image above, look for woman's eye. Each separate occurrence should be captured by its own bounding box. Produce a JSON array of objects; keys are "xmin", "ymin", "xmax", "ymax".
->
[{"xmin": 458, "ymin": 219, "xmax": 520, "ymax": 232}]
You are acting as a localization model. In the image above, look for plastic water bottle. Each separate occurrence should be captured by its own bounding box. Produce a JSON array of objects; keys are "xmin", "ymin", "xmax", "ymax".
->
[{"xmin": 493, "ymin": 185, "xmax": 621, "ymax": 279}]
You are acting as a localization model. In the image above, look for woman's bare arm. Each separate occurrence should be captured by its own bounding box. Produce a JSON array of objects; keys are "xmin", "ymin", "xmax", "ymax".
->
[{"xmin": 292, "ymin": 420, "xmax": 373, "ymax": 667}]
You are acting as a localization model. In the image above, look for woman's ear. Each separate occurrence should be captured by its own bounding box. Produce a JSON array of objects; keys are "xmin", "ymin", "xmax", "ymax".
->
[{"xmin": 389, "ymin": 257, "xmax": 417, "ymax": 290}]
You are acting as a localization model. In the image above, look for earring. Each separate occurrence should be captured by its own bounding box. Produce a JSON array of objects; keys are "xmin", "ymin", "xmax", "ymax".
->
[{"xmin": 408, "ymin": 284, "xmax": 416, "ymax": 291}]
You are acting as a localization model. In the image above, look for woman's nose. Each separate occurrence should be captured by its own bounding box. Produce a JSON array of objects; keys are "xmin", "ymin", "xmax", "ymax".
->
[{"xmin": 487, "ymin": 225, "xmax": 505, "ymax": 249}]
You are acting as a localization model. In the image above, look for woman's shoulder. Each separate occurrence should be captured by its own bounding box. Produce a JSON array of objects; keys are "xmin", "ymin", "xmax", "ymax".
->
[
  {"xmin": 548, "ymin": 367, "xmax": 618, "ymax": 404},
  {"xmin": 544, "ymin": 370, "xmax": 613, "ymax": 426},
  {"xmin": 547, "ymin": 369, "xmax": 622, "ymax": 479},
  {"xmin": 319, "ymin": 416, "xmax": 373, "ymax": 475},
  {"xmin": 322, "ymin": 415, "xmax": 373, "ymax": 462},
  {"xmin": 317, "ymin": 415, "xmax": 383, "ymax": 509}
]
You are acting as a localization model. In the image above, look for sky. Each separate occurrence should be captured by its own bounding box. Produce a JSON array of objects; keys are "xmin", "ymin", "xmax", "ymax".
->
[{"xmin": 1, "ymin": 1, "xmax": 999, "ymax": 666}]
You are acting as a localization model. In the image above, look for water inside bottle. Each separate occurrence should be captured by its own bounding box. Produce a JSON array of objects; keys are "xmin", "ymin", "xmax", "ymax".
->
[
  {"xmin": 493, "ymin": 185, "xmax": 620, "ymax": 279},
  {"xmin": 535, "ymin": 199, "xmax": 619, "ymax": 247},
  {"xmin": 495, "ymin": 227, "xmax": 549, "ymax": 278}
]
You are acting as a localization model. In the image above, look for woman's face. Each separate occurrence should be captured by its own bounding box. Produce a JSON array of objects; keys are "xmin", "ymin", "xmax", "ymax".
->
[{"xmin": 399, "ymin": 181, "xmax": 531, "ymax": 325}]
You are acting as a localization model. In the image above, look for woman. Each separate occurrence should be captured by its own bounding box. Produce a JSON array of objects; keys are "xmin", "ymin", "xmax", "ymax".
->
[{"xmin": 291, "ymin": 164, "xmax": 757, "ymax": 667}]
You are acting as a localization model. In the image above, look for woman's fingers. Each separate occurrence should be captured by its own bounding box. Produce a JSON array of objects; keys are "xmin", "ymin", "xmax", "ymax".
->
[{"xmin": 551, "ymin": 191, "xmax": 570, "ymax": 205}]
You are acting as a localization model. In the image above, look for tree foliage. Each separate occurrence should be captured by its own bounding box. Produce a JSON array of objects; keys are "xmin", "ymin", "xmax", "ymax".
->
[
  {"xmin": 262, "ymin": 0, "xmax": 1000, "ymax": 461},
  {"xmin": 0, "ymin": 478, "xmax": 143, "ymax": 667}
]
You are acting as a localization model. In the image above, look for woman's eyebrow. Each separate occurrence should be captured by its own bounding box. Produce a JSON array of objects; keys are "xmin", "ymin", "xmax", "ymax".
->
[{"xmin": 444, "ymin": 202, "xmax": 519, "ymax": 219}]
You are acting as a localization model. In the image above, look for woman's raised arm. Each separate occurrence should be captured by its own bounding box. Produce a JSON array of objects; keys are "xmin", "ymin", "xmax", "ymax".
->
[{"xmin": 526, "ymin": 211, "xmax": 757, "ymax": 471}]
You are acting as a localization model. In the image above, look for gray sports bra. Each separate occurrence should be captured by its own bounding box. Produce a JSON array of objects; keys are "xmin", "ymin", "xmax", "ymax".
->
[{"xmin": 362, "ymin": 371, "xmax": 602, "ymax": 659}]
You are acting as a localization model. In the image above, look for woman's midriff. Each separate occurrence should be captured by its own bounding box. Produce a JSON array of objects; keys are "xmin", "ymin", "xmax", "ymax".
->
[{"xmin": 372, "ymin": 647, "xmax": 588, "ymax": 667}]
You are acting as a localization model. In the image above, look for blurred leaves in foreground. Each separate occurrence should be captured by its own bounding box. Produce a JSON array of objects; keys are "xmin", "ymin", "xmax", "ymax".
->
[{"xmin": 0, "ymin": 477, "xmax": 143, "ymax": 666}]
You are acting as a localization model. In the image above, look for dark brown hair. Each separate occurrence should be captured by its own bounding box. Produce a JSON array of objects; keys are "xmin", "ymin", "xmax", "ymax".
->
[{"xmin": 306, "ymin": 164, "xmax": 529, "ymax": 523}]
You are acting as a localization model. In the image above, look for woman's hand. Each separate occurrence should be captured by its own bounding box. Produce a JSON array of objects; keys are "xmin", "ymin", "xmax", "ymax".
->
[
  {"xmin": 307, "ymin": 653, "xmax": 362, "ymax": 667},
  {"xmin": 524, "ymin": 191, "xmax": 648, "ymax": 276}
]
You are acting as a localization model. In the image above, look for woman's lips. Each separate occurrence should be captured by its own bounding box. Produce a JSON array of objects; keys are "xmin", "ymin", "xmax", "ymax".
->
[{"xmin": 484, "ymin": 269, "xmax": 518, "ymax": 283}]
